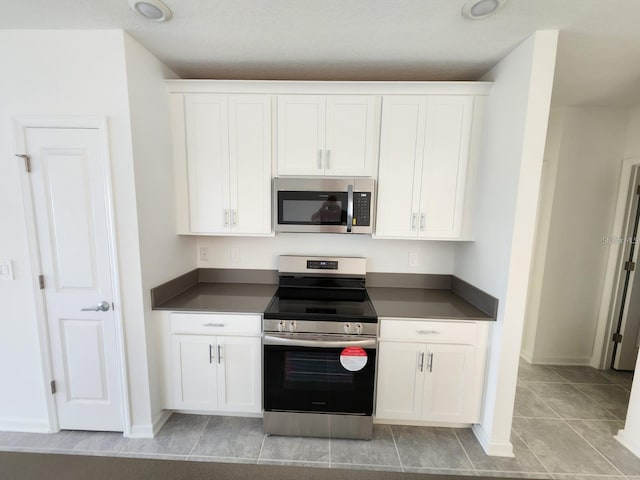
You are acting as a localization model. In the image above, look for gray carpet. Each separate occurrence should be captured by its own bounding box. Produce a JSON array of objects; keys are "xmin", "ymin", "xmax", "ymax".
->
[{"xmin": 0, "ymin": 451, "xmax": 468, "ymax": 480}]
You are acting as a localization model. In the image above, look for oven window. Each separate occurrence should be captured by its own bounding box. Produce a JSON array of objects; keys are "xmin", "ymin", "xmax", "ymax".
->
[
  {"xmin": 284, "ymin": 351, "xmax": 353, "ymax": 388},
  {"xmin": 278, "ymin": 191, "xmax": 347, "ymax": 225},
  {"xmin": 264, "ymin": 344, "xmax": 375, "ymax": 415}
]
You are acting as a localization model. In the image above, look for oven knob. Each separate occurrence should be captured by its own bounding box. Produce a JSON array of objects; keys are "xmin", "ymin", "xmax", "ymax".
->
[
  {"xmin": 288, "ymin": 321, "xmax": 297, "ymax": 332},
  {"xmin": 278, "ymin": 320, "xmax": 285, "ymax": 332},
  {"xmin": 344, "ymin": 323, "xmax": 351, "ymax": 334},
  {"xmin": 355, "ymin": 323, "xmax": 363, "ymax": 335}
]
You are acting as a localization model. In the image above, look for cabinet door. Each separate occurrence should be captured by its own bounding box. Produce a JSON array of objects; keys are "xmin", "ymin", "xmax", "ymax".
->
[
  {"xmin": 422, "ymin": 343, "xmax": 477, "ymax": 423},
  {"xmin": 277, "ymin": 95, "xmax": 325, "ymax": 175},
  {"xmin": 419, "ymin": 96, "xmax": 474, "ymax": 238},
  {"xmin": 324, "ymin": 96, "xmax": 377, "ymax": 176},
  {"xmin": 172, "ymin": 335, "xmax": 218, "ymax": 410},
  {"xmin": 217, "ymin": 336, "xmax": 262, "ymax": 413},
  {"xmin": 184, "ymin": 94, "xmax": 230, "ymax": 233},
  {"xmin": 375, "ymin": 341, "xmax": 425, "ymax": 421},
  {"xmin": 375, "ymin": 96, "xmax": 426, "ymax": 238},
  {"xmin": 228, "ymin": 95, "xmax": 272, "ymax": 235}
]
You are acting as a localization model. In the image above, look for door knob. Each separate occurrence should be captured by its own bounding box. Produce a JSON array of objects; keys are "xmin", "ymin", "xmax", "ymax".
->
[{"xmin": 81, "ymin": 301, "xmax": 110, "ymax": 312}]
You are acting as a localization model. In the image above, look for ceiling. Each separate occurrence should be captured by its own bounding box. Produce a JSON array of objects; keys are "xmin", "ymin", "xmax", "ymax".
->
[{"xmin": 3, "ymin": 0, "xmax": 640, "ymax": 107}]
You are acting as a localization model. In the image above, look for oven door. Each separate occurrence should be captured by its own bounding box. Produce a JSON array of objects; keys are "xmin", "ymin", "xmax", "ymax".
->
[{"xmin": 263, "ymin": 334, "xmax": 376, "ymax": 415}]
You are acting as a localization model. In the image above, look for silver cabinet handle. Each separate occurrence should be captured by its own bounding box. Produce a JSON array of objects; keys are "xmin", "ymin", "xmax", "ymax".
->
[
  {"xmin": 427, "ymin": 352, "xmax": 434, "ymax": 372},
  {"xmin": 217, "ymin": 344, "xmax": 222, "ymax": 364},
  {"xmin": 317, "ymin": 149, "xmax": 323, "ymax": 169},
  {"xmin": 224, "ymin": 209, "xmax": 229, "ymax": 226},
  {"xmin": 325, "ymin": 149, "xmax": 331, "ymax": 170},
  {"xmin": 231, "ymin": 209, "xmax": 238, "ymax": 226},
  {"xmin": 417, "ymin": 330, "xmax": 440, "ymax": 335},
  {"xmin": 418, "ymin": 352, "xmax": 425, "ymax": 372},
  {"xmin": 346, "ymin": 184, "xmax": 353, "ymax": 233},
  {"xmin": 420, "ymin": 213, "xmax": 425, "ymax": 231},
  {"xmin": 203, "ymin": 323, "xmax": 225, "ymax": 328},
  {"xmin": 411, "ymin": 213, "xmax": 417, "ymax": 231},
  {"xmin": 81, "ymin": 301, "xmax": 110, "ymax": 312},
  {"xmin": 209, "ymin": 344, "xmax": 214, "ymax": 364}
]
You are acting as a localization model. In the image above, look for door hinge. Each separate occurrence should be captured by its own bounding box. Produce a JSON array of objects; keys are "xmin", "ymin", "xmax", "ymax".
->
[
  {"xmin": 38, "ymin": 275, "xmax": 45, "ymax": 289},
  {"xmin": 636, "ymin": 184, "xmax": 640, "ymax": 195},
  {"xmin": 50, "ymin": 380, "xmax": 56, "ymax": 395},
  {"xmin": 16, "ymin": 154, "xmax": 31, "ymax": 173},
  {"xmin": 612, "ymin": 332, "xmax": 623, "ymax": 343},
  {"xmin": 625, "ymin": 261, "xmax": 636, "ymax": 272}
]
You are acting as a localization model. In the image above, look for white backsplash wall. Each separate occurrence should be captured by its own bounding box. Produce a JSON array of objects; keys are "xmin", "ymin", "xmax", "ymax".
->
[{"xmin": 196, "ymin": 235, "xmax": 457, "ymax": 273}]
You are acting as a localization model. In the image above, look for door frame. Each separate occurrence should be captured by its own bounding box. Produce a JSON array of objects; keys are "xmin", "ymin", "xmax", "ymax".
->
[
  {"xmin": 13, "ymin": 115, "xmax": 131, "ymax": 435},
  {"xmin": 594, "ymin": 157, "xmax": 640, "ymax": 369}
]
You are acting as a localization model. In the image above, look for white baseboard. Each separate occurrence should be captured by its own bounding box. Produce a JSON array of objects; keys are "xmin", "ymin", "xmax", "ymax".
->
[
  {"xmin": 521, "ymin": 355, "xmax": 592, "ymax": 366},
  {"xmin": 519, "ymin": 350, "xmax": 534, "ymax": 364},
  {"xmin": 0, "ymin": 418, "xmax": 52, "ymax": 433},
  {"xmin": 472, "ymin": 423, "xmax": 514, "ymax": 457},
  {"xmin": 616, "ymin": 429, "xmax": 640, "ymax": 458},
  {"xmin": 127, "ymin": 410, "xmax": 173, "ymax": 438}
]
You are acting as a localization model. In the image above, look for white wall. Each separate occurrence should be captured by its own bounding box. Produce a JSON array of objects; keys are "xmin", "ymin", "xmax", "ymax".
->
[
  {"xmin": 624, "ymin": 105, "xmax": 640, "ymax": 158},
  {"xmin": 521, "ymin": 108, "xmax": 566, "ymax": 361},
  {"xmin": 0, "ymin": 30, "xmax": 166, "ymax": 435},
  {"xmin": 454, "ymin": 31, "xmax": 559, "ymax": 456},
  {"xmin": 523, "ymin": 107, "xmax": 627, "ymax": 365},
  {"xmin": 197, "ymin": 235, "xmax": 457, "ymax": 273},
  {"xmin": 122, "ymin": 33, "xmax": 197, "ymax": 433}
]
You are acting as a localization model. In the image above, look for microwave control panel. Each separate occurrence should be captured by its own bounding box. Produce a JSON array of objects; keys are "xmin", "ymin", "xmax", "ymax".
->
[{"xmin": 353, "ymin": 192, "xmax": 371, "ymax": 226}]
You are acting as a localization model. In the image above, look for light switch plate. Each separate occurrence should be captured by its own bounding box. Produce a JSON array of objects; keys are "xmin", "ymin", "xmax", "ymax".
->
[{"xmin": 0, "ymin": 260, "xmax": 14, "ymax": 280}]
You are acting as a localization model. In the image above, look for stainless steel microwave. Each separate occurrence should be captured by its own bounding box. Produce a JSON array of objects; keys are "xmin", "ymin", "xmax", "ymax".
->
[{"xmin": 273, "ymin": 178, "xmax": 375, "ymax": 234}]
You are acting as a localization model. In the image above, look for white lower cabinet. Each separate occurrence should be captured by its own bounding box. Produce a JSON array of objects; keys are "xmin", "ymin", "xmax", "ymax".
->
[
  {"xmin": 375, "ymin": 318, "xmax": 489, "ymax": 425},
  {"xmin": 170, "ymin": 313, "xmax": 262, "ymax": 414}
]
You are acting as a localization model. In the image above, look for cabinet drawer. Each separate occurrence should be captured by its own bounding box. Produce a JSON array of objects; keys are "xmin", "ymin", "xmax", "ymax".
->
[
  {"xmin": 379, "ymin": 318, "xmax": 477, "ymax": 344},
  {"xmin": 170, "ymin": 313, "xmax": 261, "ymax": 336}
]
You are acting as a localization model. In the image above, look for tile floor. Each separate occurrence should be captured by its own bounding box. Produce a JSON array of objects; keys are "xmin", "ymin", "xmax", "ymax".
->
[{"xmin": 0, "ymin": 363, "xmax": 637, "ymax": 478}]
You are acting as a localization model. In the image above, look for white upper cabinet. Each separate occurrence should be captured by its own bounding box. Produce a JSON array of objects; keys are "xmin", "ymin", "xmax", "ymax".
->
[
  {"xmin": 375, "ymin": 95, "xmax": 481, "ymax": 240},
  {"xmin": 277, "ymin": 95, "xmax": 378, "ymax": 177},
  {"xmin": 173, "ymin": 93, "xmax": 272, "ymax": 235}
]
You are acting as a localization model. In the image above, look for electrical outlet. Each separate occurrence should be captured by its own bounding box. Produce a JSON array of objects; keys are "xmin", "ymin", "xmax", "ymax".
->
[
  {"xmin": 230, "ymin": 247, "xmax": 241, "ymax": 265},
  {"xmin": 199, "ymin": 246, "xmax": 209, "ymax": 262},
  {"xmin": 408, "ymin": 252, "xmax": 417, "ymax": 268}
]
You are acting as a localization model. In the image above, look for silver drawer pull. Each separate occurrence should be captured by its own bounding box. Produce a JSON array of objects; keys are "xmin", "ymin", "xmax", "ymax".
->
[
  {"xmin": 203, "ymin": 323, "xmax": 225, "ymax": 327},
  {"xmin": 417, "ymin": 330, "xmax": 440, "ymax": 335}
]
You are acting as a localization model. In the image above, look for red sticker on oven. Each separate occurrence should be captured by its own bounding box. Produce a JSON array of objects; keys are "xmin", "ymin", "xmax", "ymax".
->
[{"xmin": 340, "ymin": 346, "xmax": 368, "ymax": 372}]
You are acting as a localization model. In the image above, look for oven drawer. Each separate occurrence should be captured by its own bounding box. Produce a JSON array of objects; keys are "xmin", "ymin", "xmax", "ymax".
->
[
  {"xmin": 170, "ymin": 313, "xmax": 261, "ymax": 335},
  {"xmin": 379, "ymin": 318, "xmax": 478, "ymax": 344}
]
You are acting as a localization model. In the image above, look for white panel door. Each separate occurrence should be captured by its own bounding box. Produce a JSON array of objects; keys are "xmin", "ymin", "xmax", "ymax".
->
[
  {"xmin": 375, "ymin": 96, "xmax": 426, "ymax": 238},
  {"xmin": 324, "ymin": 96, "xmax": 377, "ymax": 176},
  {"xmin": 419, "ymin": 96, "xmax": 473, "ymax": 238},
  {"xmin": 375, "ymin": 341, "xmax": 425, "ymax": 420},
  {"xmin": 217, "ymin": 336, "xmax": 262, "ymax": 413},
  {"xmin": 228, "ymin": 95, "xmax": 272, "ymax": 235},
  {"xmin": 172, "ymin": 335, "xmax": 218, "ymax": 410},
  {"xmin": 422, "ymin": 343, "xmax": 476, "ymax": 423},
  {"xmin": 277, "ymin": 95, "xmax": 325, "ymax": 175},
  {"xmin": 26, "ymin": 127, "xmax": 123, "ymax": 431},
  {"xmin": 185, "ymin": 94, "xmax": 230, "ymax": 233}
]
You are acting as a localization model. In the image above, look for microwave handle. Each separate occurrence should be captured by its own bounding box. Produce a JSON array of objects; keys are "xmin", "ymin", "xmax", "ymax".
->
[{"xmin": 347, "ymin": 184, "xmax": 354, "ymax": 233}]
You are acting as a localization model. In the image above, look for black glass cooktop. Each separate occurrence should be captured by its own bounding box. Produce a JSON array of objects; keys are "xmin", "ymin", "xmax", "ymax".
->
[{"xmin": 263, "ymin": 293, "xmax": 378, "ymax": 323}]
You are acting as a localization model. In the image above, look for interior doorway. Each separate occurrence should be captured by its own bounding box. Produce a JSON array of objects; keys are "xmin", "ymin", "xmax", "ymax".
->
[
  {"xmin": 15, "ymin": 118, "xmax": 129, "ymax": 432},
  {"xmin": 603, "ymin": 163, "xmax": 640, "ymax": 372}
]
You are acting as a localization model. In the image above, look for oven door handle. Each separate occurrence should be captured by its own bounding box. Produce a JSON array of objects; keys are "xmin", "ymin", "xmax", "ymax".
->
[{"xmin": 263, "ymin": 334, "xmax": 376, "ymax": 349}]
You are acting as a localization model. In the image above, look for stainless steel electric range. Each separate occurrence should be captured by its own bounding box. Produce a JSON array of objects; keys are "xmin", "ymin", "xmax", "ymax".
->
[{"xmin": 262, "ymin": 255, "xmax": 378, "ymax": 440}]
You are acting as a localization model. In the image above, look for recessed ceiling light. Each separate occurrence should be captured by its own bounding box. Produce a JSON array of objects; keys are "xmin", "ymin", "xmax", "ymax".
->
[
  {"xmin": 128, "ymin": 0, "xmax": 172, "ymax": 22},
  {"xmin": 462, "ymin": 0, "xmax": 509, "ymax": 20}
]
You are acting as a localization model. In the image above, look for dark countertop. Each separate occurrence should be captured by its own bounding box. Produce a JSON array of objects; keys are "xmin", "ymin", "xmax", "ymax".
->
[
  {"xmin": 151, "ymin": 269, "xmax": 497, "ymax": 321},
  {"xmin": 153, "ymin": 283, "xmax": 278, "ymax": 313},
  {"xmin": 367, "ymin": 287, "xmax": 494, "ymax": 321}
]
